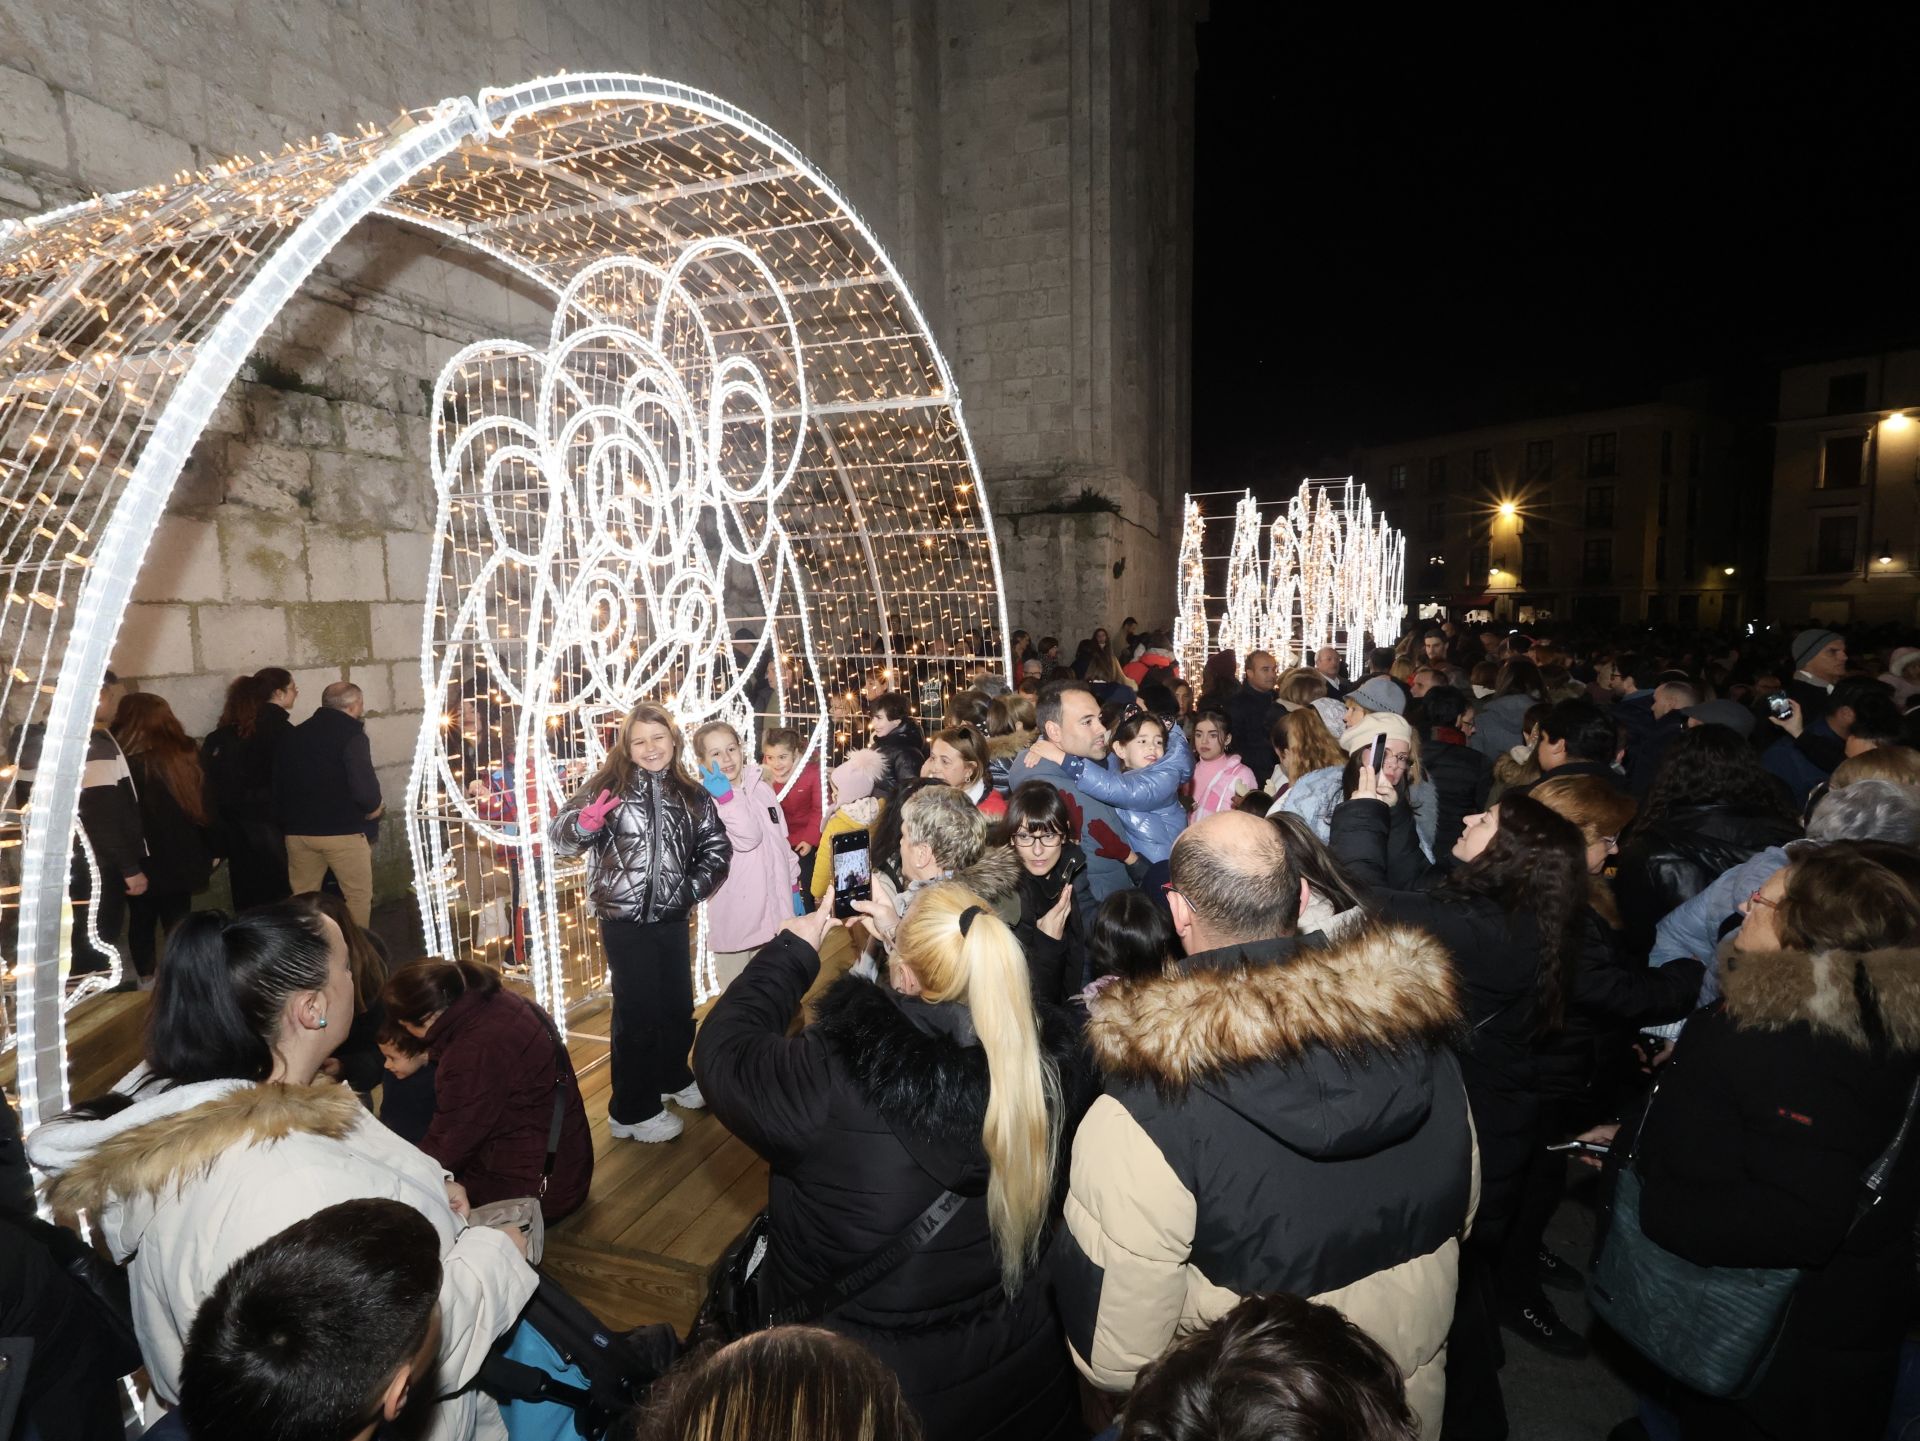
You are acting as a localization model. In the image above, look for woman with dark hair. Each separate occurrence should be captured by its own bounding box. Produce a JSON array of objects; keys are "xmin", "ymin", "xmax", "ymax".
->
[
  {"xmin": 868, "ymin": 692, "xmax": 928, "ymax": 800},
  {"xmin": 300, "ymin": 889, "xmax": 392, "ymax": 1102},
  {"xmin": 1083, "ymin": 888, "xmax": 1174, "ymax": 990},
  {"xmin": 1268, "ymin": 812, "xmax": 1368, "ymax": 941},
  {"xmin": 112, "ymin": 692, "xmax": 215, "ymax": 983},
  {"xmin": 1615, "ymin": 842, "xmax": 1920, "ymax": 1441},
  {"xmin": 1612, "ymin": 724, "xmax": 1802, "ymax": 956},
  {"xmin": 383, "ymin": 958, "xmax": 593, "ymax": 1221},
  {"xmin": 551, "ymin": 702, "xmax": 731, "ymax": 1145},
  {"xmin": 634, "ymin": 1325, "xmax": 925, "ymax": 1441},
  {"xmin": 1468, "ymin": 659, "xmax": 1549, "ymax": 761},
  {"xmin": 997, "ymin": 780, "xmax": 1092, "ymax": 1005},
  {"xmin": 1331, "ymin": 778, "xmax": 1590, "ymax": 1437},
  {"xmin": 24, "ymin": 902, "xmax": 535, "ymax": 1441},
  {"xmin": 199, "ymin": 666, "xmax": 296, "ymax": 909}
]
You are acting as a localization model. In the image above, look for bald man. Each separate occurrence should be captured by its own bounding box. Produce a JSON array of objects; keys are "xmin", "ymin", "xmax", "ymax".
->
[{"xmin": 274, "ymin": 680, "xmax": 383, "ymax": 924}]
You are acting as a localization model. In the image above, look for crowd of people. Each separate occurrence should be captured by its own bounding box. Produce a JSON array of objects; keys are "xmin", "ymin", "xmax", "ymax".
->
[{"xmin": 14, "ymin": 614, "xmax": 1920, "ymax": 1441}]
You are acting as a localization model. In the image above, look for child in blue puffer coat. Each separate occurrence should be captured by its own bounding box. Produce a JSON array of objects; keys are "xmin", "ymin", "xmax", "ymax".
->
[{"xmin": 1056, "ymin": 711, "xmax": 1192, "ymax": 877}]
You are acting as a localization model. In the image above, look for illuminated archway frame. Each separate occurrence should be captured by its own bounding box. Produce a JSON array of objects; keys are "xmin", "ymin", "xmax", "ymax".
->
[{"xmin": 0, "ymin": 74, "xmax": 1012, "ymax": 1124}]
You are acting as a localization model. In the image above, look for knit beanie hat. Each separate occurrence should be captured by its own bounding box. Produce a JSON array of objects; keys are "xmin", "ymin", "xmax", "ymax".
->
[
  {"xmin": 1347, "ymin": 676, "xmax": 1407, "ymax": 716},
  {"xmin": 1339, "ymin": 712, "xmax": 1415, "ymax": 755},
  {"xmin": 830, "ymin": 747, "xmax": 887, "ymax": 802},
  {"xmin": 1792, "ymin": 628, "xmax": 1841, "ymax": 671},
  {"xmin": 1311, "ymin": 696, "xmax": 1349, "ymax": 738}
]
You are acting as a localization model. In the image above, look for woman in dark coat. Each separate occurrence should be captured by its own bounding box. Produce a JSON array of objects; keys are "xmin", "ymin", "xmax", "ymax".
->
[
  {"xmin": 1612, "ymin": 724, "xmax": 1801, "ymax": 956},
  {"xmin": 200, "ymin": 667, "xmax": 295, "ymax": 909},
  {"xmin": 694, "ymin": 895, "xmax": 1086, "ymax": 1441},
  {"xmin": 1330, "ymin": 772, "xmax": 1589, "ymax": 1438},
  {"xmin": 383, "ymin": 957, "xmax": 594, "ymax": 1222},
  {"xmin": 111, "ymin": 693, "xmax": 214, "ymax": 982},
  {"xmin": 998, "ymin": 780, "xmax": 1092, "ymax": 1005},
  {"xmin": 1627, "ymin": 841, "xmax": 1920, "ymax": 1441}
]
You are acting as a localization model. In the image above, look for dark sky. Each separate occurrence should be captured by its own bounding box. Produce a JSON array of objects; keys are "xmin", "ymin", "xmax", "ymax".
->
[{"xmin": 1190, "ymin": 10, "xmax": 1920, "ymax": 487}]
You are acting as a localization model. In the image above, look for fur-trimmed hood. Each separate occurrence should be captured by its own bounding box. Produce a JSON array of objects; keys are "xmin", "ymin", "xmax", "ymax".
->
[
  {"xmin": 988, "ymin": 727, "xmax": 1035, "ymax": 763},
  {"xmin": 33, "ymin": 1079, "xmax": 364, "ymax": 1217},
  {"xmin": 1720, "ymin": 944, "xmax": 1920, "ymax": 1054},
  {"xmin": 1088, "ymin": 925, "xmax": 1465, "ymax": 1160}
]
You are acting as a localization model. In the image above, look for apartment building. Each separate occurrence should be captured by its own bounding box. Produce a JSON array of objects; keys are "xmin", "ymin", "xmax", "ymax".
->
[
  {"xmin": 1356, "ymin": 397, "xmax": 1759, "ymax": 629},
  {"xmin": 1765, "ymin": 351, "xmax": 1920, "ymax": 625}
]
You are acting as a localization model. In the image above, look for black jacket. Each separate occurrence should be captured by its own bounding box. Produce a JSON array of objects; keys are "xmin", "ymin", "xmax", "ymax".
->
[
  {"xmin": 694, "ymin": 933, "xmax": 1086, "ymax": 1441},
  {"xmin": 1330, "ymin": 794, "xmax": 1549, "ymax": 1236},
  {"xmin": 550, "ymin": 768, "xmax": 731, "ymax": 923},
  {"xmin": 1423, "ymin": 730, "xmax": 1491, "ymax": 865},
  {"xmin": 1612, "ymin": 803, "xmax": 1802, "ymax": 957},
  {"xmin": 1624, "ymin": 712, "xmax": 1685, "ymax": 800},
  {"xmin": 873, "ymin": 718, "xmax": 929, "ymax": 801},
  {"xmin": 1224, "ymin": 683, "xmax": 1283, "ymax": 783},
  {"xmin": 202, "ymin": 703, "xmax": 290, "ymax": 831},
  {"xmin": 1634, "ymin": 945, "xmax": 1920, "ymax": 1440},
  {"xmin": 1533, "ymin": 907, "xmax": 1701, "ymax": 1108},
  {"xmin": 273, "ymin": 707, "xmax": 380, "ymax": 837},
  {"xmin": 124, "ymin": 754, "xmax": 213, "ymax": 897},
  {"xmin": 1011, "ymin": 842, "xmax": 1090, "ymax": 1005}
]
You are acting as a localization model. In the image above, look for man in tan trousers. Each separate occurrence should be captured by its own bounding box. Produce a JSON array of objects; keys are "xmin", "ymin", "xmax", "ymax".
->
[{"xmin": 272, "ymin": 681, "xmax": 382, "ymax": 925}]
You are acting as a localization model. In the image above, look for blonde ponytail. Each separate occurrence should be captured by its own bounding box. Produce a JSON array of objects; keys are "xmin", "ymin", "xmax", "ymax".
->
[{"xmin": 895, "ymin": 883, "xmax": 1062, "ymax": 1294}]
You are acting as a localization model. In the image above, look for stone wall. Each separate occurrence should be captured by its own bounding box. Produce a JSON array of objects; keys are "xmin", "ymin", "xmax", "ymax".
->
[{"xmin": 0, "ymin": 0, "xmax": 1198, "ymax": 903}]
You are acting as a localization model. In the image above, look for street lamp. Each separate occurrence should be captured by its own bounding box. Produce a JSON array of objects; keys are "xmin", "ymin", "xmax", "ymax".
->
[
  {"xmin": 1723, "ymin": 566, "xmax": 1735, "ymax": 576},
  {"xmin": 1885, "ymin": 412, "xmax": 1914, "ymax": 433},
  {"xmin": 1497, "ymin": 501, "xmax": 1517, "ymax": 518}
]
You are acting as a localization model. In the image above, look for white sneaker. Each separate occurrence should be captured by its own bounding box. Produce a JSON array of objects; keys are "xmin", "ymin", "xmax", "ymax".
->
[
  {"xmin": 663, "ymin": 1081, "xmax": 706, "ymax": 1110},
  {"xmin": 609, "ymin": 1110, "xmax": 683, "ymax": 1143}
]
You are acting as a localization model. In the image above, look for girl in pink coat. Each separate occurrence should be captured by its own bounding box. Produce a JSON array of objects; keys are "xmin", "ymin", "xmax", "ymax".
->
[{"xmin": 693, "ymin": 722, "xmax": 801, "ymax": 991}]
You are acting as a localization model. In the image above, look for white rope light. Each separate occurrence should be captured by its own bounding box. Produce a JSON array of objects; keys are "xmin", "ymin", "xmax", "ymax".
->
[
  {"xmin": 1175, "ymin": 479, "xmax": 1406, "ymax": 677},
  {"xmin": 0, "ymin": 74, "xmax": 1008, "ymax": 1122}
]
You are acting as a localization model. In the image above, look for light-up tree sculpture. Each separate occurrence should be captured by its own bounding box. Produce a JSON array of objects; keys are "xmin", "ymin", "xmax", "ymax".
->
[{"xmin": 0, "ymin": 75, "xmax": 1008, "ymax": 1124}]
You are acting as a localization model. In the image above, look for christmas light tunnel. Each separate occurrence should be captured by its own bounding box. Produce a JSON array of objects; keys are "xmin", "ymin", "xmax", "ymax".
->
[{"xmin": 0, "ymin": 74, "xmax": 1011, "ymax": 1124}]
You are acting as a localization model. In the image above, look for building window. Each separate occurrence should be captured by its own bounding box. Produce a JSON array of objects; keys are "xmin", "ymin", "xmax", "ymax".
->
[
  {"xmin": 1827, "ymin": 372, "xmax": 1869, "ymax": 415},
  {"xmin": 1677, "ymin": 593, "xmax": 1699, "ymax": 626},
  {"xmin": 1687, "ymin": 431, "xmax": 1702, "ymax": 478},
  {"xmin": 1658, "ymin": 481, "xmax": 1669, "ymax": 525},
  {"xmin": 1586, "ymin": 432, "xmax": 1618, "ymax": 478},
  {"xmin": 1685, "ymin": 537, "xmax": 1696, "ymax": 576},
  {"xmin": 1655, "ymin": 542, "xmax": 1667, "ymax": 581},
  {"xmin": 1816, "ymin": 516, "xmax": 1857, "ymax": 573},
  {"xmin": 1525, "ymin": 439, "xmax": 1553, "ymax": 478},
  {"xmin": 1585, "ymin": 486, "xmax": 1615, "ymax": 527},
  {"xmin": 1660, "ymin": 430, "xmax": 1673, "ymax": 477},
  {"xmin": 1582, "ymin": 539, "xmax": 1612, "ymax": 581},
  {"xmin": 1646, "ymin": 594, "xmax": 1667, "ymax": 623},
  {"xmin": 1428, "ymin": 456, "xmax": 1447, "ymax": 487},
  {"xmin": 1522, "ymin": 540, "xmax": 1548, "ymax": 584},
  {"xmin": 1426, "ymin": 499, "xmax": 1445, "ymax": 535},
  {"xmin": 1472, "ymin": 449, "xmax": 1492, "ymax": 483},
  {"xmin": 1686, "ymin": 483, "xmax": 1699, "ymax": 530},
  {"xmin": 1469, "ymin": 541, "xmax": 1489, "ymax": 579},
  {"xmin": 1387, "ymin": 463, "xmax": 1408, "ymax": 493},
  {"xmin": 1821, "ymin": 435, "xmax": 1865, "ymax": 489}
]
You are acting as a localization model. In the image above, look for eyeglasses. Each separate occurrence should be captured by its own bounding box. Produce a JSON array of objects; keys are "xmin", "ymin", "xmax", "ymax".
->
[
  {"xmin": 1012, "ymin": 830, "xmax": 1063, "ymax": 851},
  {"xmin": 1745, "ymin": 890, "xmax": 1780, "ymax": 913}
]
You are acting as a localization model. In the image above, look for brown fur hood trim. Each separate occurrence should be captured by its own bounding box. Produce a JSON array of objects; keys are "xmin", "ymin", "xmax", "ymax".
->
[
  {"xmin": 1088, "ymin": 923, "xmax": 1463, "ymax": 1088},
  {"xmin": 43, "ymin": 1081, "xmax": 364, "ymax": 1216},
  {"xmin": 1720, "ymin": 944, "xmax": 1920, "ymax": 1054},
  {"xmin": 953, "ymin": 843, "xmax": 1021, "ymax": 907},
  {"xmin": 988, "ymin": 728, "xmax": 1035, "ymax": 762}
]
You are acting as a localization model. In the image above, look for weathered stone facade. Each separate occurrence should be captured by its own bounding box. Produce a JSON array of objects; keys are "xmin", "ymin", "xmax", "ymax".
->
[{"xmin": 0, "ymin": 0, "xmax": 1197, "ymax": 899}]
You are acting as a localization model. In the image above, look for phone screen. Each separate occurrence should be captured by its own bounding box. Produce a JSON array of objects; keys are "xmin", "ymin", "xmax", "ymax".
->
[{"xmin": 832, "ymin": 835, "xmax": 872, "ymax": 918}]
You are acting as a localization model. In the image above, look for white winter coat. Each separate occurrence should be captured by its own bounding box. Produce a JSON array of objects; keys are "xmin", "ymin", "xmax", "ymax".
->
[{"xmin": 27, "ymin": 1076, "xmax": 537, "ymax": 1441}]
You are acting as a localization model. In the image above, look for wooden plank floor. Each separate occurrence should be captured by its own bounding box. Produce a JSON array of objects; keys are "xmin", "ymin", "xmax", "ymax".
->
[{"xmin": 4, "ymin": 925, "xmax": 860, "ymax": 1336}]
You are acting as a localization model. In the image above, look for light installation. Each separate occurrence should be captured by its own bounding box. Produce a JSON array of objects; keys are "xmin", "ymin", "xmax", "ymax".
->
[
  {"xmin": 0, "ymin": 75, "xmax": 1008, "ymax": 1125},
  {"xmin": 1174, "ymin": 479, "xmax": 1406, "ymax": 678}
]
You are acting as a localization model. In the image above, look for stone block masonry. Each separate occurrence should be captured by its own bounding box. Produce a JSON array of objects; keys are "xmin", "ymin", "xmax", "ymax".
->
[{"xmin": 3, "ymin": 0, "xmax": 1201, "ymax": 908}]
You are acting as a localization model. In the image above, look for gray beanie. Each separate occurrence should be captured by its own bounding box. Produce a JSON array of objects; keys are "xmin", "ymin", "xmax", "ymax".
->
[
  {"xmin": 1792, "ymin": 628, "xmax": 1841, "ymax": 670},
  {"xmin": 1347, "ymin": 676, "xmax": 1407, "ymax": 716}
]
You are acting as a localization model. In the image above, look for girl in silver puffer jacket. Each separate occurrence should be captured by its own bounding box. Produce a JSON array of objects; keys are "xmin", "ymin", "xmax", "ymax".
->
[{"xmin": 552, "ymin": 703, "xmax": 731, "ymax": 1144}]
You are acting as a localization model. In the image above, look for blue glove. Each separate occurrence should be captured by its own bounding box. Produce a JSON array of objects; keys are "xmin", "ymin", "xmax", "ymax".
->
[{"xmin": 700, "ymin": 762, "xmax": 735, "ymax": 803}]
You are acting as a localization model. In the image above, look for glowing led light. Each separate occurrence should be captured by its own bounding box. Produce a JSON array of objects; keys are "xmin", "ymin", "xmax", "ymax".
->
[{"xmin": 1497, "ymin": 501, "xmax": 1517, "ymax": 518}]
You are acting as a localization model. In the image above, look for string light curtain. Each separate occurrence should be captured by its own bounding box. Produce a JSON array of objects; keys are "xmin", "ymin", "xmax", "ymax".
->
[
  {"xmin": 1174, "ymin": 479, "xmax": 1406, "ymax": 679},
  {"xmin": 0, "ymin": 74, "xmax": 1009, "ymax": 1123}
]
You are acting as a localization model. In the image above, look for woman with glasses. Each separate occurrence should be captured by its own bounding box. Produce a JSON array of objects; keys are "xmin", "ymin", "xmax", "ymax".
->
[{"xmin": 995, "ymin": 782, "xmax": 1092, "ymax": 1006}]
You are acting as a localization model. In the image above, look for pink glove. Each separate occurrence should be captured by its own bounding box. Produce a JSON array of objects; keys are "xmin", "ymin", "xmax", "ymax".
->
[{"xmin": 576, "ymin": 788, "xmax": 620, "ymax": 833}]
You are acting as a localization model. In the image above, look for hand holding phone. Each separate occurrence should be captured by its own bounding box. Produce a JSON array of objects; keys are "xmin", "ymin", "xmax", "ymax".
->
[{"xmin": 831, "ymin": 830, "xmax": 873, "ymax": 920}]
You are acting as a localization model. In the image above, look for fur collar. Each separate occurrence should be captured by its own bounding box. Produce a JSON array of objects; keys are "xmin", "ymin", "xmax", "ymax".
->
[
  {"xmin": 813, "ymin": 974, "xmax": 1078, "ymax": 1143},
  {"xmin": 1087, "ymin": 923, "xmax": 1462, "ymax": 1090},
  {"xmin": 987, "ymin": 727, "xmax": 1035, "ymax": 762},
  {"xmin": 1720, "ymin": 945, "xmax": 1920, "ymax": 1054},
  {"xmin": 951, "ymin": 844, "xmax": 1021, "ymax": 909},
  {"xmin": 41, "ymin": 1081, "xmax": 364, "ymax": 1216}
]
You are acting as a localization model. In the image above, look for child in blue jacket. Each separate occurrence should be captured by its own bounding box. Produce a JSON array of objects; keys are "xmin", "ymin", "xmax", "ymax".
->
[{"xmin": 1057, "ymin": 711, "xmax": 1192, "ymax": 871}]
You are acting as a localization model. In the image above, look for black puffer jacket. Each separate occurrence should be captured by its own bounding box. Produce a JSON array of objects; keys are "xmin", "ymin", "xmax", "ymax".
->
[
  {"xmin": 1423, "ymin": 730, "xmax": 1492, "ymax": 865},
  {"xmin": 550, "ymin": 768, "xmax": 731, "ymax": 922},
  {"xmin": 694, "ymin": 932, "xmax": 1087, "ymax": 1441},
  {"xmin": 873, "ymin": 717, "xmax": 929, "ymax": 800},
  {"xmin": 1613, "ymin": 803, "xmax": 1802, "ymax": 956}
]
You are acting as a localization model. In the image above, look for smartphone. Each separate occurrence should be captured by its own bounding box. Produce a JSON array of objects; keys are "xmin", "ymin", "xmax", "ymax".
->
[
  {"xmin": 1058, "ymin": 852, "xmax": 1086, "ymax": 887},
  {"xmin": 831, "ymin": 830, "xmax": 873, "ymax": 920},
  {"xmin": 1766, "ymin": 693, "xmax": 1795, "ymax": 720},
  {"xmin": 1369, "ymin": 733, "xmax": 1388, "ymax": 772},
  {"xmin": 1545, "ymin": 1140, "xmax": 1613, "ymax": 1157}
]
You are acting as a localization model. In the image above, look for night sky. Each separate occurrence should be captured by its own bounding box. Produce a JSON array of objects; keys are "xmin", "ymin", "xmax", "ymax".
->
[{"xmin": 1190, "ymin": 10, "xmax": 1920, "ymax": 488}]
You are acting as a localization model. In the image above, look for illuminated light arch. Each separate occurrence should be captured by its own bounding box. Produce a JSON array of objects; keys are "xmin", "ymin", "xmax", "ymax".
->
[{"xmin": 0, "ymin": 74, "xmax": 1010, "ymax": 1123}]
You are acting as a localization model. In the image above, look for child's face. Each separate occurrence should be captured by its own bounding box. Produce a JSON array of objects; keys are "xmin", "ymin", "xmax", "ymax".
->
[
  {"xmin": 380, "ymin": 1043, "xmax": 425, "ymax": 1080},
  {"xmin": 1115, "ymin": 722, "xmax": 1164, "ymax": 771},
  {"xmin": 699, "ymin": 729, "xmax": 744, "ymax": 782},
  {"xmin": 763, "ymin": 743, "xmax": 795, "ymax": 783},
  {"xmin": 1194, "ymin": 719, "xmax": 1226, "ymax": 761}
]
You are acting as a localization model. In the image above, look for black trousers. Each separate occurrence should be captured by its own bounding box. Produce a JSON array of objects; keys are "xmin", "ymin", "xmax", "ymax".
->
[
  {"xmin": 600, "ymin": 914, "xmax": 695, "ymax": 1125},
  {"xmin": 227, "ymin": 819, "xmax": 291, "ymax": 911},
  {"xmin": 125, "ymin": 890, "xmax": 192, "ymax": 980}
]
